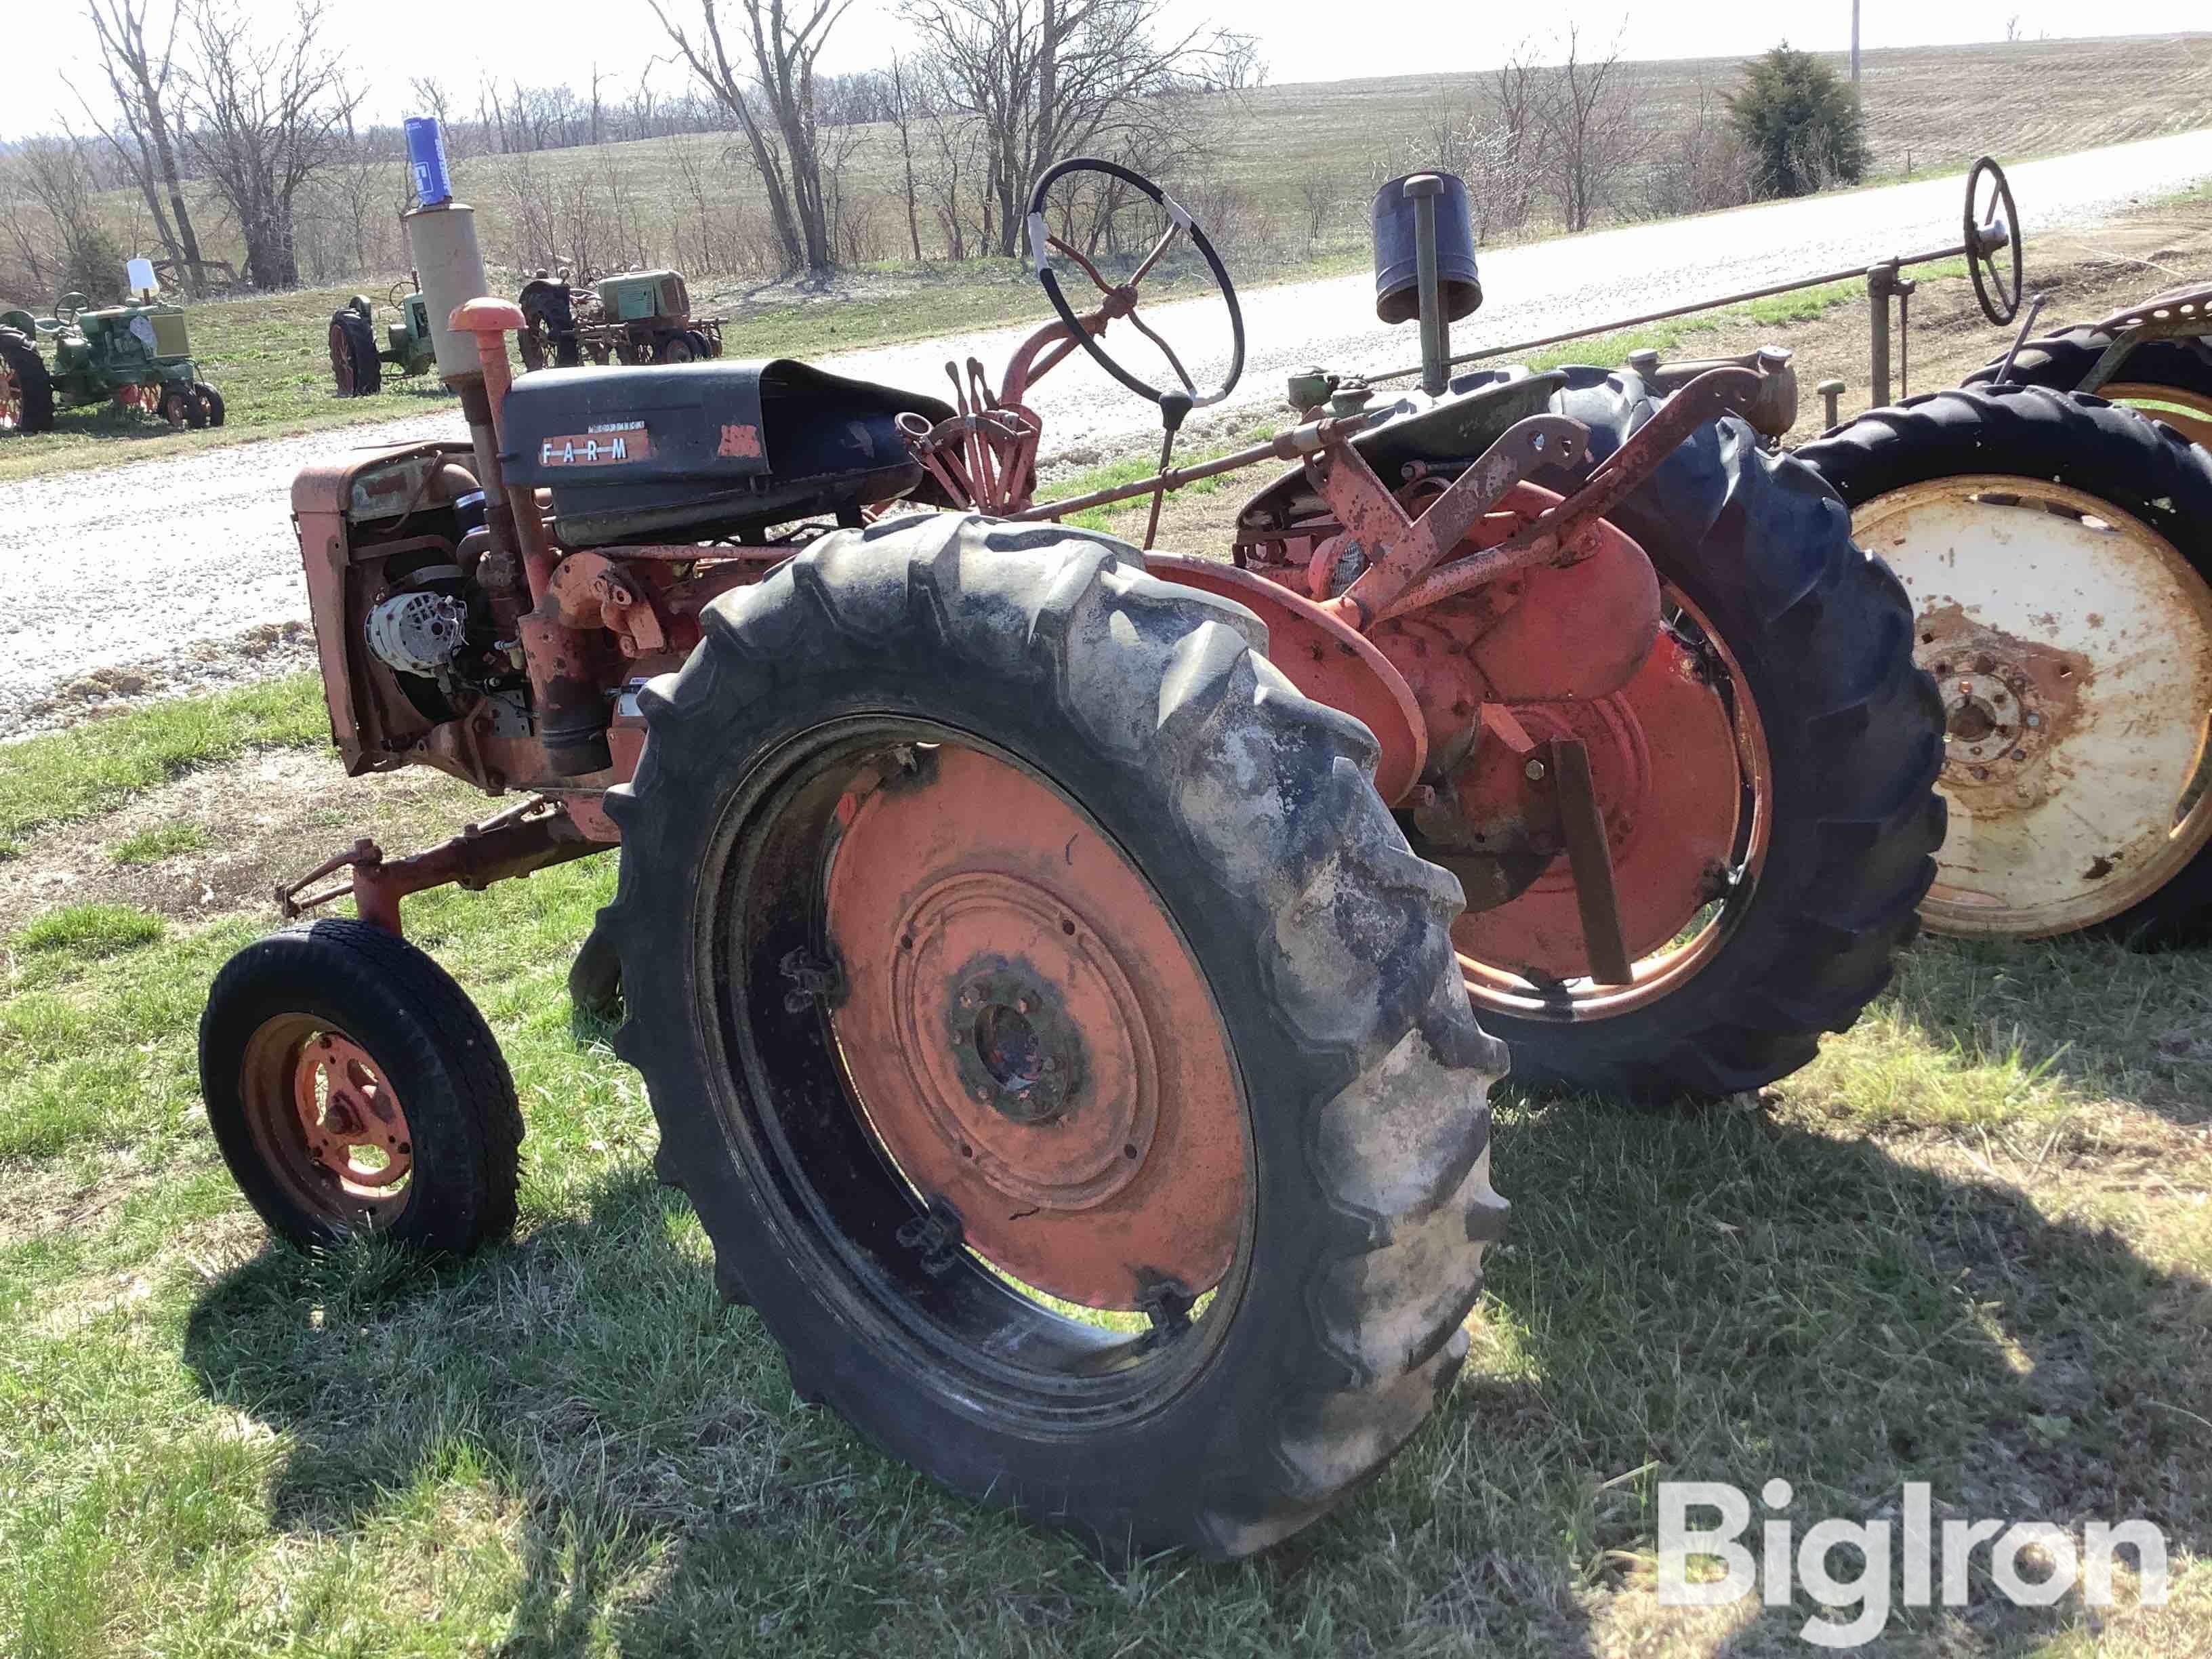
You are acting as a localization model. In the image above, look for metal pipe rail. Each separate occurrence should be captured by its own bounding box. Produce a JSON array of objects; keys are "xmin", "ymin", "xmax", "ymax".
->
[{"xmin": 1368, "ymin": 157, "xmax": 2024, "ymax": 411}]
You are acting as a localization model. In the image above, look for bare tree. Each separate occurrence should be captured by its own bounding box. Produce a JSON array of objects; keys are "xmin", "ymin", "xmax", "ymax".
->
[
  {"xmin": 70, "ymin": 0, "xmax": 209, "ymax": 292},
  {"xmin": 176, "ymin": 0, "xmax": 360, "ymax": 289},
  {"xmin": 899, "ymin": 0, "xmax": 1254, "ymax": 259},
  {"xmin": 884, "ymin": 55, "xmax": 933, "ymax": 261},
  {"xmin": 1641, "ymin": 71, "xmax": 1750, "ymax": 220},
  {"xmin": 0, "ymin": 137, "xmax": 128, "ymax": 302},
  {"xmin": 1536, "ymin": 24, "xmax": 1639, "ymax": 233},
  {"xmin": 647, "ymin": 0, "xmax": 851, "ymax": 274},
  {"xmin": 1297, "ymin": 172, "xmax": 1338, "ymax": 255}
]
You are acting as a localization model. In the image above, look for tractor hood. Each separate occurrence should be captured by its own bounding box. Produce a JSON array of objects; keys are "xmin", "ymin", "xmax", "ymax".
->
[{"xmin": 501, "ymin": 359, "xmax": 954, "ymax": 547}]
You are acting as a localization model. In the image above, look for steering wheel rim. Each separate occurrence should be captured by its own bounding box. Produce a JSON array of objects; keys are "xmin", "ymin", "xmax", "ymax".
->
[
  {"xmin": 53, "ymin": 291, "xmax": 88, "ymax": 328},
  {"xmin": 1965, "ymin": 157, "xmax": 2024, "ymax": 326},
  {"xmin": 1025, "ymin": 157, "xmax": 1245, "ymax": 409}
]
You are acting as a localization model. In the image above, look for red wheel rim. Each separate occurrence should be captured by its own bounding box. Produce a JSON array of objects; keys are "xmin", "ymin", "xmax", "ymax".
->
[
  {"xmin": 0, "ymin": 362, "xmax": 19, "ymax": 431},
  {"xmin": 239, "ymin": 1016, "xmax": 415, "ymax": 1226},
  {"xmin": 328, "ymin": 318, "xmax": 354, "ymax": 396},
  {"xmin": 1454, "ymin": 583, "xmax": 1773, "ymax": 1018},
  {"xmin": 823, "ymin": 743, "xmax": 1248, "ymax": 1310}
]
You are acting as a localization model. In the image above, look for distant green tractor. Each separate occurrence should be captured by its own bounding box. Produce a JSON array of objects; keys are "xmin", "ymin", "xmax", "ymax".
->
[
  {"xmin": 0, "ymin": 292, "xmax": 223, "ymax": 434},
  {"xmin": 329, "ymin": 283, "xmax": 441, "ymax": 397},
  {"xmin": 516, "ymin": 268, "xmax": 724, "ymax": 371}
]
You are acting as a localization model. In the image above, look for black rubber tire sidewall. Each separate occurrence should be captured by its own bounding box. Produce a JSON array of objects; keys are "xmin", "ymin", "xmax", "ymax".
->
[
  {"xmin": 1797, "ymin": 382, "xmax": 2212, "ymax": 946},
  {"xmin": 1472, "ymin": 368, "xmax": 1944, "ymax": 1100},
  {"xmin": 199, "ymin": 919, "xmax": 523, "ymax": 1253},
  {"xmin": 604, "ymin": 514, "xmax": 1504, "ymax": 1557},
  {"xmin": 0, "ymin": 327, "xmax": 55, "ymax": 433},
  {"xmin": 1964, "ymin": 323, "xmax": 2212, "ymax": 412}
]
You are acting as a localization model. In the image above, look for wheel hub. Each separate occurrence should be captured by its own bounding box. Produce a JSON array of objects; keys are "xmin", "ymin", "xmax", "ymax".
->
[
  {"xmin": 293, "ymin": 1033, "xmax": 413, "ymax": 1190},
  {"xmin": 823, "ymin": 743, "xmax": 1245, "ymax": 1310},
  {"xmin": 884, "ymin": 872, "xmax": 1157, "ymax": 1212},
  {"xmin": 1452, "ymin": 605, "xmax": 1754, "ymax": 996},
  {"xmin": 1918, "ymin": 607, "xmax": 2074, "ymax": 795},
  {"xmin": 947, "ymin": 965, "xmax": 1083, "ymax": 1126},
  {"xmin": 1858, "ymin": 476, "xmax": 2212, "ymax": 935}
]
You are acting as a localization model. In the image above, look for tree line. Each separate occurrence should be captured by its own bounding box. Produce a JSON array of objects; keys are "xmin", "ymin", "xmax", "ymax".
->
[{"xmin": 1, "ymin": 0, "xmax": 1868, "ymax": 307}]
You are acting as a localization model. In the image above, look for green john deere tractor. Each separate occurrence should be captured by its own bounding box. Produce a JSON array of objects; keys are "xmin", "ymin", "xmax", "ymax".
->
[
  {"xmin": 329, "ymin": 283, "xmax": 442, "ymax": 397},
  {"xmin": 516, "ymin": 268, "xmax": 724, "ymax": 371},
  {"xmin": 0, "ymin": 292, "xmax": 223, "ymax": 434}
]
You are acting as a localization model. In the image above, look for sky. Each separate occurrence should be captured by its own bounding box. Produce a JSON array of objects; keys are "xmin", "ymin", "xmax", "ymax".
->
[{"xmin": 5, "ymin": 0, "xmax": 2207, "ymax": 142}]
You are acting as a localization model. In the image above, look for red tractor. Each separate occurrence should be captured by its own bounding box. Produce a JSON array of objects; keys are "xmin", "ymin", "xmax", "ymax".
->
[{"xmin": 199, "ymin": 159, "xmax": 1940, "ymax": 1557}]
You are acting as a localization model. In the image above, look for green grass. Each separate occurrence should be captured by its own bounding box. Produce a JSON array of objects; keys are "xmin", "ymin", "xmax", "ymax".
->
[
  {"xmin": 0, "ymin": 678, "xmax": 2206, "ymax": 1652},
  {"xmin": 108, "ymin": 823, "xmax": 210, "ymax": 866},
  {"xmin": 8, "ymin": 901, "xmax": 165, "ymax": 962},
  {"xmin": 0, "ymin": 674, "xmax": 324, "ymax": 848}
]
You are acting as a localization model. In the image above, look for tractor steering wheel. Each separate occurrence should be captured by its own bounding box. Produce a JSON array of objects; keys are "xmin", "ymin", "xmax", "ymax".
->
[
  {"xmin": 53, "ymin": 291, "xmax": 89, "ymax": 329},
  {"xmin": 1964, "ymin": 157, "xmax": 2024, "ymax": 326},
  {"xmin": 1026, "ymin": 157, "xmax": 1244, "ymax": 410}
]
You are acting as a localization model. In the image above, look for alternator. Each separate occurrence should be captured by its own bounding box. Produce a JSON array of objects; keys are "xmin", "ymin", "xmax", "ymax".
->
[{"xmin": 365, "ymin": 590, "xmax": 470, "ymax": 677}]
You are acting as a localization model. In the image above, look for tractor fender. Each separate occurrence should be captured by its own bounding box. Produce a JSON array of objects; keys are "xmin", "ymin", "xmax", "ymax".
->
[{"xmin": 1461, "ymin": 499, "xmax": 1660, "ymax": 704}]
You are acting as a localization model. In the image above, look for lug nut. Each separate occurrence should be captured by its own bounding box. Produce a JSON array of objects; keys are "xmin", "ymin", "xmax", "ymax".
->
[{"xmin": 1524, "ymin": 758, "xmax": 1547, "ymax": 781}]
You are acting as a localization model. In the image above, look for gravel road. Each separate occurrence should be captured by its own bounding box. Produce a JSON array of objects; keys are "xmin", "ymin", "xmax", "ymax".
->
[{"xmin": 6, "ymin": 127, "xmax": 2211, "ymax": 737}]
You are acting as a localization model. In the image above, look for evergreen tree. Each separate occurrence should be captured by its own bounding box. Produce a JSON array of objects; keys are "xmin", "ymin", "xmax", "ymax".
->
[{"xmin": 1728, "ymin": 44, "xmax": 1870, "ymax": 199}]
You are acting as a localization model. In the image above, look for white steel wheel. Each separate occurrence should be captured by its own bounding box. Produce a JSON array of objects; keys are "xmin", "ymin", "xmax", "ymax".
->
[{"xmin": 1855, "ymin": 475, "xmax": 2212, "ymax": 937}]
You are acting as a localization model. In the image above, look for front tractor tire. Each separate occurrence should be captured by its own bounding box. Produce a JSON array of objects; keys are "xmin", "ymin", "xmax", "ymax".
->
[
  {"xmin": 199, "ymin": 920, "xmax": 523, "ymax": 1254},
  {"xmin": 598, "ymin": 512, "xmax": 1509, "ymax": 1559},
  {"xmin": 1457, "ymin": 369, "xmax": 1944, "ymax": 1100}
]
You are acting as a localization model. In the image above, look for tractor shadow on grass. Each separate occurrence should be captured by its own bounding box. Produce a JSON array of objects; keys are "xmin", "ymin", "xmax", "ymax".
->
[
  {"xmin": 1878, "ymin": 933, "xmax": 2212, "ymax": 1128},
  {"xmin": 1460, "ymin": 1084, "xmax": 2212, "ymax": 1652},
  {"xmin": 178, "ymin": 1099, "xmax": 2212, "ymax": 1656}
]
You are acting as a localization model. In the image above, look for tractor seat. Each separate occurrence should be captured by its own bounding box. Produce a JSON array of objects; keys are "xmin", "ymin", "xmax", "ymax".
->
[{"xmin": 501, "ymin": 359, "xmax": 956, "ymax": 547}]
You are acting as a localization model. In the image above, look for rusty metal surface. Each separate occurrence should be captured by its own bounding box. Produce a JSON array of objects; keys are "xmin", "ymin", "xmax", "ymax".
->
[
  {"xmin": 1450, "ymin": 609, "xmax": 1753, "ymax": 988},
  {"xmin": 823, "ymin": 743, "xmax": 1248, "ymax": 1311},
  {"xmin": 239, "ymin": 1014, "xmax": 414, "ymax": 1227},
  {"xmin": 1548, "ymin": 737, "xmax": 1634, "ymax": 985},
  {"xmin": 1376, "ymin": 367, "xmax": 1759, "ymax": 623},
  {"xmin": 276, "ymin": 796, "xmax": 602, "ymax": 934},
  {"xmin": 1311, "ymin": 413, "xmax": 1588, "ymax": 629},
  {"xmin": 1857, "ymin": 474, "xmax": 2212, "ymax": 937}
]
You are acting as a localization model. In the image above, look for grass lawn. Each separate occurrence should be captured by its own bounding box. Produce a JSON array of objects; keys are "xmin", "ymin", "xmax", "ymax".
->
[{"xmin": 2, "ymin": 662, "xmax": 2208, "ymax": 1656}]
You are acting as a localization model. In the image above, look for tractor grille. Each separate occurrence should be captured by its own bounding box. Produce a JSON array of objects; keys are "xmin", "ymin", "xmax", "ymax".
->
[{"xmin": 150, "ymin": 312, "xmax": 190, "ymax": 357}]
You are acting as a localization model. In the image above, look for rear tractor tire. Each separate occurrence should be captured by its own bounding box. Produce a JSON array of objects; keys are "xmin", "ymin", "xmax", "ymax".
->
[
  {"xmin": 1964, "ymin": 322, "xmax": 2212, "ymax": 447},
  {"xmin": 1446, "ymin": 367, "xmax": 1944, "ymax": 1101},
  {"xmin": 199, "ymin": 919, "xmax": 523, "ymax": 1254},
  {"xmin": 0, "ymin": 325, "xmax": 54, "ymax": 434},
  {"xmin": 1797, "ymin": 383, "xmax": 2212, "ymax": 945},
  {"xmin": 597, "ymin": 511, "xmax": 1509, "ymax": 1559},
  {"xmin": 329, "ymin": 309, "xmax": 381, "ymax": 398}
]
